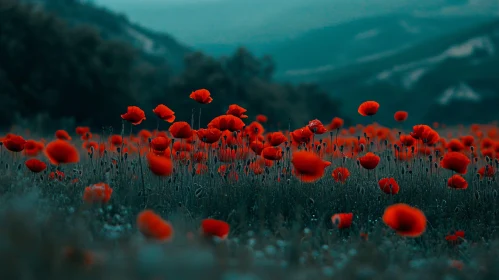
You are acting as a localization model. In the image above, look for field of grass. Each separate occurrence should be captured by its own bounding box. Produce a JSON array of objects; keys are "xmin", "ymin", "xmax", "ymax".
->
[{"xmin": 1, "ymin": 97, "xmax": 499, "ymax": 279}]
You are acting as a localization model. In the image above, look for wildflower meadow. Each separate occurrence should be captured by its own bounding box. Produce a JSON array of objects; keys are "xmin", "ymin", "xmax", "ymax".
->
[{"xmin": 1, "ymin": 89, "xmax": 499, "ymax": 280}]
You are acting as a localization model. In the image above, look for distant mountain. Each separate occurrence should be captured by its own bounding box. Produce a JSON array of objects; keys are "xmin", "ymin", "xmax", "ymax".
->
[
  {"xmin": 266, "ymin": 14, "xmax": 493, "ymax": 79},
  {"xmin": 317, "ymin": 19, "xmax": 499, "ymax": 126},
  {"xmin": 28, "ymin": 0, "xmax": 191, "ymax": 71}
]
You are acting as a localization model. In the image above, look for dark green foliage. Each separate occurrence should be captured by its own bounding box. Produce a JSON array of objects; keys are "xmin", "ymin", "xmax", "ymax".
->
[{"xmin": 0, "ymin": 0, "xmax": 343, "ymax": 132}]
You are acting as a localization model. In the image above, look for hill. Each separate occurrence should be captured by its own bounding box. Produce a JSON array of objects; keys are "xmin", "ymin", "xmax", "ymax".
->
[
  {"xmin": 317, "ymin": 19, "xmax": 499, "ymax": 126},
  {"xmin": 267, "ymin": 14, "xmax": 492, "ymax": 79}
]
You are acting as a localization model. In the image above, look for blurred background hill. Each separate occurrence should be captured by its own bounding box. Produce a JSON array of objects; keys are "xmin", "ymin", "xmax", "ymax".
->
[{"xmin": 1, "ymin": 0, "xmax": 498, "ymax": 131}]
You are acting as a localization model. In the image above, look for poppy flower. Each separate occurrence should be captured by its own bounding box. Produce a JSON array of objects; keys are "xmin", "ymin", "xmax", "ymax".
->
[
  {"xmin": 196, "ymin": 163, "xmax": 209, "ymax": 175},
  {"xmin": 110, "ymin": 135, "xmax": 123, "ymax": 146},
  {"xmin": 81, "ymin": 132, "xmax": 92, "ymax": 141},
  {"xmin": 137, "ymin": 210, "xmax": 174, "ymax": 241},
  {"xmin": 477, "ymin": 165, "xmax": 495, "ymax": 178},
  {"xmin": 139, "ymin": 129, "xmax": 153, "ymax": 140},
  {"xmin": 446, "ymin": 230, "xmax": 465, "ymax": 245},
  {"xmin": 152, "ymin": 104, "xmax": 175, "ymax": 123},
  {"xmin": 226, "ymin": 104, "xmax": 248, "ymax": 119},
  {"xmin": 82, "ymin": 141, "xmax": 98, "ymax": 152},
  {"xmin": 399, "ymin": 135, "xmax": 416, "ymax": 147},
  {"xmin": 290, "ymin": 127, "xmax": 313, "ymax": 144},
  {"xmin": 262, "ymin": 146, "xmax": 283, "ymax": 161},
  {"xmin": 358, "ymin": 101, "xmax": 380, "ymax": 116},
  {"xmin": 121, "ymin": 106, "xmax": 146, "ymax": 125},
  {"xmin": 331, "ymin": 213, "xmax": 353, "ymax": 229},
  {"xmin": 169, "ymin": 122, "xmax": 193, "ymax": 139},
  {"xmin": 307, "ymin": 119, "xmax": 327, "ymax": 134},
  {"xmin": 147, "ymin": 154, "xmax": 173, "ymax": 176},
  {"xmin": 201, "ymin": 218, "xmax": 230, "ymax": 239},
  {"xmin": 421, "ymin": 128, "xmax": 440, "ymax": 146},
  {"xmin": 208, "ymin": 115, "xmax": 245, "ymax": 132},
  {"xmin": 49, "ymin": 170, "xmax": 65, "ymax": 181},
  {"xmin": 244, "ymin": 121, "xmax": 265, "ymax": 139},
  {"xmin": 358, "ymin": 152, "xmax": 380, "ymax": 170},
  {"xmin": 382, "ymin": 203, "xmax": 426, "ymax": 237},
  {"xmin": 75, "ymin": 127, "xmax": 90, "ymax": 136},
  {"xmin": 83, "ymin": 182, "xmax": 113, "ymax": 204},
  {"xmin": 256, "ymin": 114, "xmax": 268, "ymax": 123},
  {"xmin": 440, "ymin": 152, "xmax": 471, "ymax": 174},
  {"xmin": 378, "ymin": 178, "xmax": 400, "ymax": 195},
  {"xmin": 25, "ymin": 159, "xmax": 47, "ymax": 173},
  {"xmin": 267, "ymin": 132, "xmax": 287, "ymax": 146},
  {"xmin": 55, "ymin": 130, "xmax": 71, "ymax": 141},
  {"xmin": 410, "ymin": 125, "xmax": 431, "ymax": 140},
  {"xmin": 332, "ymin": 167, "xmax": 350, "ymax": 183},
  {"xmin": 328, "ymin": 117, "xmax": 344, "ymax": 130},
  {"xmin": 173, "ymin": 142, "xmax": 193, "ymax": 152},
  {"xmin": 460, "ymin": 136, "xmax": 474, "ymax": 147},
  {"xmin": 23, "ymin": 140, "xmax": 44, "ymax": 157},
  {"xmin": 250, "ymin": 141, "xmax": 264, "ymax": 155},
  {"xmin": 446, "ymin": 139, "xmax": 465, "ymax": 152},
  {"xmin": 447, "ymin": 175, "xmax": 468, "ymax": 189},
  {"xmin": 197, "ymin": 128, "xmax": 222, "ymax": 144},
  {"xmin": 190, "ymin": 89, "xmax": 213, "ymax": 104},
  {"xmin": 291, "ymin": 151, "xmax": 331, "ymax": 183},
  {"xmin": 150, "ymin": 136, "xmax": 171, "ymax": 152},
  {"xmin": 44, "ymin": 140, "xmax": 79, "ymax": 165},
  {"xmin": 3, "ymin": 135, "xmax": 26, "ymax": 152},
  {"xmin": 394, "ymin": 111, "xmax": 408, "ymax": 122}
]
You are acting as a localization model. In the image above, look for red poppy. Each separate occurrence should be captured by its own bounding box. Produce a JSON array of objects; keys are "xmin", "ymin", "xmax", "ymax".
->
[
  {"xmin": 82, "ymin": 141, "xmax": 98, "ymax": 152},
  {"xmin": 44, "ymin": 140, "xmax": 80, "ymax": 165},
  {"xmin": 173, "ymin": 142, "xmax": 193, "ymax": 152},
  {"xmin": 446, "ymin": 139, "xmax": 465, "ymax": 152},
  {"xmin": 152, "ymin": 104, "xmax": 175, "ymax": 123},
  {"xmin": 358, "ymin": 152, "xmax": 380, "ymax": 170},
  {"xmin": 3, "ymin": 135, "xmax": 26, "ymax": 152},
  {"xmin": 410, "ymin": 124, "xmax": 431, "ymax": 140},
  {"xmin": 446, "ymin": 230, "xmax": 465, "ymax": 245},
  {"xmin": 256, "ymin": 114, "xmax": 268, "ymax": 123},
  {"xmin": 110, "ymin": 135, "xmax": 123, "ymax": 146},
  {"xmin": 83, "ymin": 183, "xmax": 113, "ymax": 204},
  {"xmin": 291, "ymin": 151, "xmax": 331, "ymax": 183},
  {"xmin": 244, "ymin": 121, "xmax": 265, "ymax": 138},
  {"xmin": 226, "ymin": 104, "xmax": 248, "ymax": 119},
  {"xmin": 477, "ymin": 165, "xmax": 495, "ymax": 178},
  {"xmin": 460, "ymin": 135, "xmax": 474, "ymax": 147},
  {"xmin": 49, "ymin": 170, "xmax": 65, "ymax": 181},
  {"xmin": 169, "ymin": 122, "xmax": 193, "ymax": 139},
  {"xmin": 290, "ymin": 127, "xmax": 313, "ymax": 144},
  {"xmin": 394, "ymin": 111, "xmax": 408, "ymax": 122},
  {"xmin": 25, "ymin": 159, "xmax": 47, "ymax": 173},
  {"xmin": 201, "ymin": 218, "xmax": 230, "ymax": 239},
  {"xmin": 121, "ymin": 106, "xmax": 146, "ymax": 125},
  {"xmin": 147, "ymin": 154, "xmax": 173, "ymax": 176},
  {"xmin": 23, "ymin": 140, "xmax": 44, "ymax": 157},
  {"xmin": 332, "ymin": 167, "xmax": 350, "ymax": 183},
  {"xmin": 447, "ymin": 175, "xmax": 468, "ymax": 189},
  {"xmin": 150, "ymin": 136, "xmax": 171, "ymax": 152},
  {"xmin": 55, "ymin": 130, "xmax": 71, "ymax": 141},
  {"xmin": 196, "ymin": 164, "xmax": 209, "ymax": 175},
  {"xmin": 378, "ymin": 178, "xmax": 400, "ymax": 195},
  {"xmin": 262, "ymin": 146, "xmax": 283, "ymax": 161},
  {"xmin": 331, "ymin": 213, "xmax": 353, "ymax": 229},
  {"xmin": 197, "ymin": 128, "xmax": 222, "ymax": 144},
  {"xmin": 137, "ymin": 210, "xmax": 174, "ymax": 241},
  {"xmin": 190, "ymin": 89, "xmax": 213, "ymax": 104},
  {"xmin": 266, "ymin": 132, "xmax": 287, "ymax": 146},
  {"xmin": 139, "ymin": 129, "xmax": 153, "ymax": 140},
  {"xmin": 328, "ymin": 117, "xmax": 344, "ymax": 130},
  {"xmin": 382, "ymin": 203, "xmax": 426, "ymax": 237},
  {"xmin": 208, "ymin": 115, "xmax": 245, "ymax": 132},
  {"xmin": 358, "ymin": 101, "xmax": 380, "ymax": 116},
  {"xmin": 250, "ymin": 141, "xmax": 264, "ymax": 155},
  {"xmin": 307, "ymin": 119, "xmax": 327, "ymax": 134},
  {"xmin": 75, "ymin": 126, "xmax": 90, "ymax": 136},
  {"xmin": 399, "ymin": 135, "xmax": 416, "ymax": 147},
  {"xmin": 81, "ymin": 132, "xmax": 92, "ymax": 141},
  {"xmin": 440, "ymin": 152, "xmax": 471, "ymax": 174}
]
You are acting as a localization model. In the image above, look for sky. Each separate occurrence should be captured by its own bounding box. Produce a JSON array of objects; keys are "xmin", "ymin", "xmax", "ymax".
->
[{"xmin": 93, "ymin": 0, "xmax": 496, "ymax": 45}]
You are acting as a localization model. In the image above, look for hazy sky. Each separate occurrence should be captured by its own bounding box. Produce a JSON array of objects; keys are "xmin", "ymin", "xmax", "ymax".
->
[{"xmin": 93, "ymin": 0, "xmax": 494, "ymax": 45}]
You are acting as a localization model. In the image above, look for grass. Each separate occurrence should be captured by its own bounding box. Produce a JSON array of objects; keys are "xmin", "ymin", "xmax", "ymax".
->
[{"xmin": 1, "ymin": 121, "xmax": 499, "ymax": 280}]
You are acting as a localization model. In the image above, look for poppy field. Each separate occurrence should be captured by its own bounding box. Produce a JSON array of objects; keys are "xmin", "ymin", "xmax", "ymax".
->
[{"xmin": 1, "ymin": 89, "xmax": 499, "ymax": 279}]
